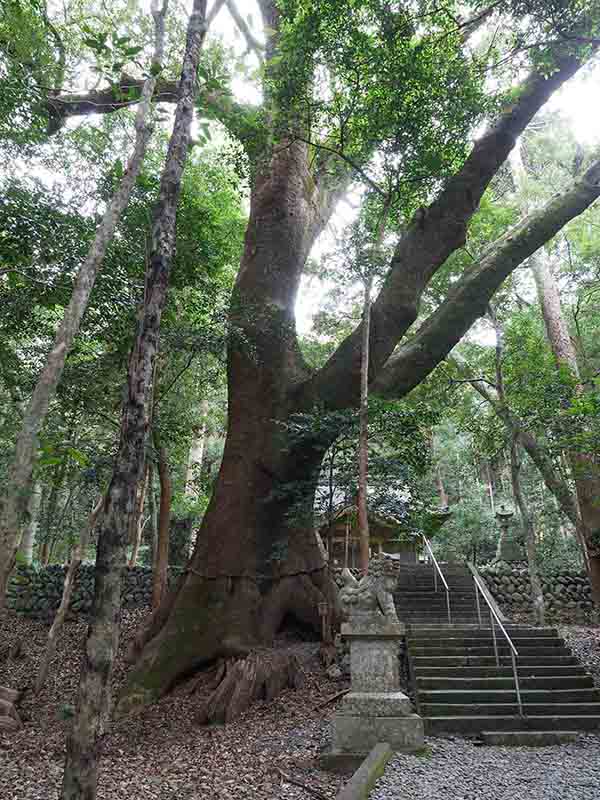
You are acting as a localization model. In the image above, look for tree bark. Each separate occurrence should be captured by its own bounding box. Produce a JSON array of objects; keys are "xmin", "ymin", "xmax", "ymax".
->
[
  {"xmin": 61, "ymin": 4, "xmax": 206, "ymax": 798},
  {"xmin": 510, "ymin": 435, "xmax": 545, "ymax": 626},
  {"xmin": 17, "ymin": 481, "xmax": 42, "ymax": 565},
  {"xmin": 0, "ymin": 3, "xmax": 167, "ymax": 608},
  {"xmin": 152, "ymin": 443, "xmax": 172, "ymax": 609},
  {"xmin": 128, "ymin": 465, "xmax": 149, "ymax": 568}
]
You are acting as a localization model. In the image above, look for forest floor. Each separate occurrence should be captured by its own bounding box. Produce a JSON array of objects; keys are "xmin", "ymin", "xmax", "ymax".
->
[{"xmin": 0, "ymin": 608, "xmax": 346, "ymax": 800}]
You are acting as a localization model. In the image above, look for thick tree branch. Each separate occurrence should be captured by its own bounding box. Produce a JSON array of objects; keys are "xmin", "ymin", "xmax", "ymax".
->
[
  {"xmin": 373, "ymin": 156, "xmax": 600, "ymax": 401},
  {"xmin": 45, "ymin": 73, "xmax": 257, "ymax": 144},
  {"xmin": 225, "ymin": 0, "xmax": 265, "ymax": 60},
  {"xmin": 303, "ymin": 41, "xmax": 598, "ymax": 410}
]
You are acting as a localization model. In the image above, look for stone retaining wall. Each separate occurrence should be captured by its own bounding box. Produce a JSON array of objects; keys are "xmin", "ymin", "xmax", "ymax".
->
[
  {"xmin": 479, "ymin": 560, "xmax": 596, "ymax": 623},
  {"xmin": 7, "ymin": 564, "xmax": 183, "ymax": 617}
]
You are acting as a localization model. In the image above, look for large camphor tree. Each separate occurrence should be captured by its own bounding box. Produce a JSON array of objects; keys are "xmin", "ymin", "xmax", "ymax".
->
[{"xmin": 38, "ymin": 0, "xmax": 600, "ymax": 710}]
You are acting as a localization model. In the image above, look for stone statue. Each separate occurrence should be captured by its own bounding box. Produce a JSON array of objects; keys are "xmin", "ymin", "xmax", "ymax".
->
[{"xmin": 339, "ymin": 555, "xmax": 400, "ymax": 625}]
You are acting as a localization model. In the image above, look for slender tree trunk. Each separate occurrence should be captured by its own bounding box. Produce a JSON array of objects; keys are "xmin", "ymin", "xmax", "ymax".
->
[
  {"xmin": 436, "ymin": 467, "xmax": 449, "ymax": 508},
  {"xmin": 61, "ymin": 3, "xmax": 205, "ymax": 797},
  {"xmin": 128, "ymin": 465, "xmax": 149, "ymax": 567},
  {"xmin": 152, "ymin": 443, "xmax": 172, "ymax": 609},
  {"xmin": 184, "ymin": 397, "xmax": 209, "ymax": 498},
  {"xmin": 510, "ymin": 435, "xmax": 545, "ymax": 625},
  {"xmin": 39, "ymin": 467, "xmax": 67, "ymax": 566},
  {"xmin": 17, "ymin": 481, "xmax": 42, "ymax": 565},
  {"xmin": 35, "ymin": 497, "xmax": 103, "ymax": 694},
  {"xmin": 358, "ymin": 273, "xmax": 372, "ymax": 576},
  {"xmin": 0, "ymin": 9, "xmax": 168, "ymax": 608},
  {"xmin": 486, "ymin": 463, "xmax": 495, "ymax": 514},
  {"xmin": 144, "ymin": 465, "xmax": 158, "ymax": 565},
  {"xmin": 532, "ymin": 254, "xmax": 600, "ymax": 603}
]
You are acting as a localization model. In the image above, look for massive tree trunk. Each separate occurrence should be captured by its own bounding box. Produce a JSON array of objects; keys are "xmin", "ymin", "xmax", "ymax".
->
[
  {"xmin": 118, "ymin": 420, "xmax": 334, "ymax": 714},
  {"xmin": 118, "ymin": 131, "xmax": 341, "ymax": 712}
]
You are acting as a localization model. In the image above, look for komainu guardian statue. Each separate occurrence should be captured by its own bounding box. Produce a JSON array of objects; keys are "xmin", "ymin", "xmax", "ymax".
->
[{"xmin": 339, "ymin": 555, "xmax": 400, "ymax": 625}]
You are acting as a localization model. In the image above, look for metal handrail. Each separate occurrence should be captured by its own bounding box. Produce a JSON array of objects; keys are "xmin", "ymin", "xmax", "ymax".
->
[
  {"xmin": 471, "ymin": 570, "xmax": 523, "ymax": 717},
  {"xmin": 420, "ymin": 534, "xmax": 451, "ymax": 624}
]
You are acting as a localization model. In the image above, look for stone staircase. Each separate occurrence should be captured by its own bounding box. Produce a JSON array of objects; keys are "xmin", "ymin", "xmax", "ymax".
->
[
  {"xmin": 396, "ymin": 563, "xmax": 600, "ymax": 744},
  {"xmin": 394, "ymin": 563, "xmax": 480, "ymax": 625}
]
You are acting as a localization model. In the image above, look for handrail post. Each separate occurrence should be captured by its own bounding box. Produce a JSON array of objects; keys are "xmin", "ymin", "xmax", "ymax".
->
[
  {"xmin": 474, "ymin": 580, "xmax": 482, "ymax": 627},
  {"xmin": 490, "ymin": 608, "xmax": 499, "ymax": 667},
  {"xmin": 471, "ymin": 570, "xmax": 522, "ymax": 716},
  {"xmin": 421, "ymin": 534, "xmax": 450, "ymax": 621},
  {"xmin": 510, "ymin": 649, "xmax": 524, "ymax": 717}
]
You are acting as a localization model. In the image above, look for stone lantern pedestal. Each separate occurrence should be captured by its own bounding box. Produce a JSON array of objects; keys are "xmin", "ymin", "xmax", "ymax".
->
[{"xmin": 331, "ymin": 619, "xmax": 424, "ymax": 755}]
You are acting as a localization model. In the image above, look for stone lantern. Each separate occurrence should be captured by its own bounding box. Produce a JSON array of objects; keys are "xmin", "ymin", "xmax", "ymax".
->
[{"xmin": 495, "ymin": 503, "xmax": 520, "ymax": 562}]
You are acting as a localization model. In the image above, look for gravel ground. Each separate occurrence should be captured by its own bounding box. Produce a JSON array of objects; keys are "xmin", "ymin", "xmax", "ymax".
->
[
  {"xmin": 372, "ymin": 626, "xmax": 600, "ymax": 800},
  {"xmin": 371, "ymin": 734, "xmax": 600, "ymax": 800},
  {"xmin": 0, "ymin": 609, "xmax": 346, "ymax": 800},
  {"xmin": 560, "ymin": 625, "xmax": 600, "ymax": 686}
]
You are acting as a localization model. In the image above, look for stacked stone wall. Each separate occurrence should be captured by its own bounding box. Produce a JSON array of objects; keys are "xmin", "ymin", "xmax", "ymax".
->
[
  {"xmin": 479, "ymin": 561, "xmax": 596, "ymax": 623},
  {"xmin": 7, "ymin": 564, "xmax": 183, "ymax": 617}
]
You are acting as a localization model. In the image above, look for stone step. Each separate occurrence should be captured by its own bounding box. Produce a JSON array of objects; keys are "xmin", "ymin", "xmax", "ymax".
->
[
  {"xmin": 412, "ymin": 655, "xmax": 579, "ymax": 668},
  {"xmin": 396, "ymin": 595, "xmax": 478, "ymax": 602},
  {"xmin": 408, "ymin": 637, "xmax": 566, "ymax": 649},
  {"xmin": 419, "ymin": 688, "xmax": 600, "ymax": 704},
  {"xmin": 408, "ymin": 625, "xmax": 556, "ymax": 635},
  {"xmin": 480, "ymin": 730, "xmax": 579, "ymax": 746},
  {"xmin": 408, "ymin": 624, "xmax": 558, "ymax": 642},
  {"xmin": 417, "ymin": 675, "xmax": 594, "ymax": 691},
  {"xmin": 400, "ymin": 617, "xmax": 483, "ymax": 625},
  {"xmin": 425, "ymin": 715, "xmax": 600, "ymax": 735},
  {"xmin": 415, "ymin": 665, "xmax": 587, "ymax": 678},
  {"xmin": 410, "ymin": 646, "xmax": 572, "ymax": 657},
  {"xmin": 422, "ymin": 703, "xmax": 600, "ymax": 717}
]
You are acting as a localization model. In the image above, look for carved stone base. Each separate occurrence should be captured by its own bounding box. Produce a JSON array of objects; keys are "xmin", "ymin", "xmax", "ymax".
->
[{"xmin": 333, "ymin": 710, "xmax": 424, "ymax": 753}]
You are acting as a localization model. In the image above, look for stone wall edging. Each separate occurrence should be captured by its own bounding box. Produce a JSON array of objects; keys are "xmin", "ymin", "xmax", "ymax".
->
[
  {"xmin": 479, "ymin": 560, "xmax": 596, "ymax": 623},
  {"xmin": 7, "ymin": 564, "xmax": 183, "ymax": 617}
]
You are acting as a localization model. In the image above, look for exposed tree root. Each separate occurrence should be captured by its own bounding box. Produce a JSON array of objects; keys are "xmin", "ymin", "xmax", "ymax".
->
[
  {"xmin": 195, "ymin": 650, "xmax": 304, "ymax": 726},
  {"xmin": 0, "ymin": 686, "xmax": 22, "ymax": 732}
]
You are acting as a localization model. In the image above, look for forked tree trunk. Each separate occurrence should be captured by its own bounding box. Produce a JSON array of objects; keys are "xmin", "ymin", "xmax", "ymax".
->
[
  {"xmin": 61, "ymin": 4, "xmax": 206, "ymax": 798},
  {"xmin": 117, "ymin": 115, "xmax": 345, "ymax": 713},
  {"xmin": 510, "ymin": 435, "xmax": 545, "ymax": 626}
]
